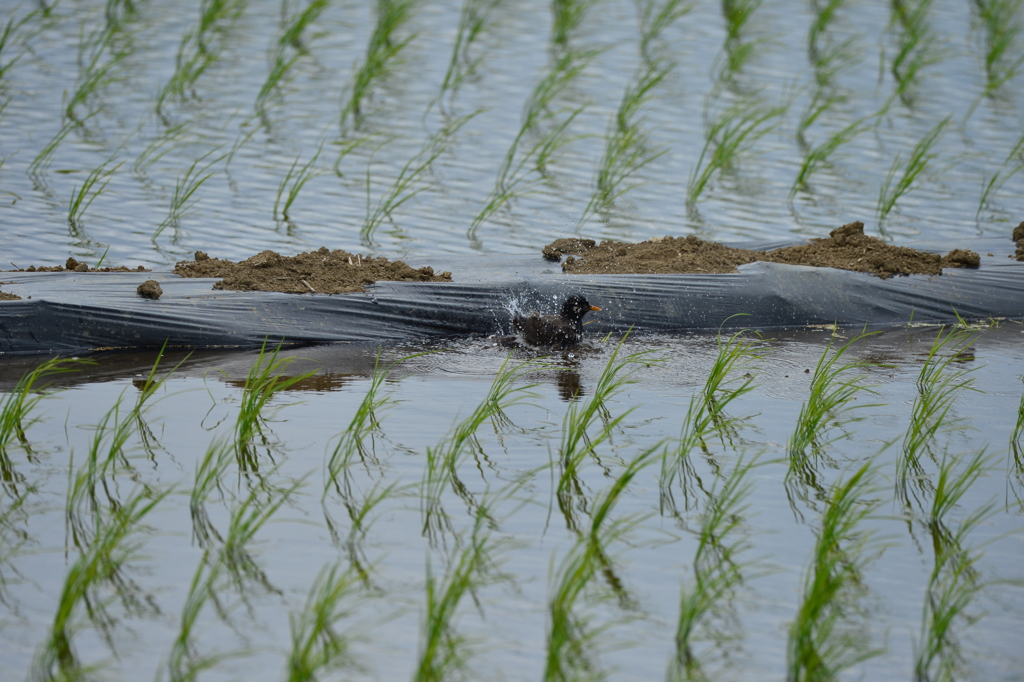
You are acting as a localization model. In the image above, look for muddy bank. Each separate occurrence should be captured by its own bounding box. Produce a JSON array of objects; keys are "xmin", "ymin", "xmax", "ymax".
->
[
  {"xmin": 1014, "ymin": 221, "xmax": 1024, "ymax": 261},
  {"xmin": 545, "ymin": 222, "xmax": 982, "ymax": 279},
  {"xmin": 0, "ymin": 289, "xmax": 19, "ymax": 301},
  {"xmin": 173, "ymin": 248, "xmax": 453, "ymax": 294}
]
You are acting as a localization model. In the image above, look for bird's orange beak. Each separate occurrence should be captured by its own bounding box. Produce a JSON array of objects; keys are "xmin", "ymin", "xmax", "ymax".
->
[{"xmin": 590, "ymin": 305, "xmax": 601, "ymax": 311}]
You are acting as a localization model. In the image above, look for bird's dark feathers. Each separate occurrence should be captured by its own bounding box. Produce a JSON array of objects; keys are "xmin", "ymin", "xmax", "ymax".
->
[{"xmin": 511, "ymin": 294, "xmax": 600, "ymax": 350}]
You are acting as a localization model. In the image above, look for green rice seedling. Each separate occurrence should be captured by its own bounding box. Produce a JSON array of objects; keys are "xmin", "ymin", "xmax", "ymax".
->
[
  {"xmin": 340, "ymin": 0, "xmax": 419, "ymax": 126},
  {"xmin": 668, "ymin": 455, "xmax": 763, "ymax": 681},
  {"xmin": 287, "ymin": 561, "xmax": 362, "ymax": 682},
  {"xmin": 636, "ymin": 0, "xmax": 693, "ymax": 61},
  {"xmin": 686, "ymin": 96, "xmax": 787, "ymax": 205},
  {"xmin": 67, "ymin": 160, "xmax": 122, "ymax": 230},
  {"xmin": 34, "ymin": 483, "xmax": 169, "ymax": 681},
  {"xmin": 28, "ymin": 113, "xmax": 100, "ymax": 178},
  {"xmin": 787, "ymin": 332, "xmax": 880, "ymax": 476},
  {"xmin": 322, "ymin": 351, "xmax": 424, "ymax": 576},
  {"xmin": 274, "ymin": 143, "xmax": 326, "ymax": 222},
  {"xmin": 545, "ymin": 446, "xmax": 659, "ymax": 682},
  {"xmin": 976, "ymin": 129, "xmax": 1024, "ymax": 219},
  {"xmin": 190, "ymin": 438, "xmax": 233, "ymax": 548},
  {"xmin": 156, "ymin": 0, "xmax": 247, "ymax": 114},
  {"xmin": 326, "ymin": 478, "xmax": 399, "ymax": 583},
  {"xmin": 422, "ymin": 355, "xmax": 540, "ymax": 540},
  {"xmin": 168, "ymin": 550, "xmax": 233, "ymax": 682},
  {"xmin": 0, "ymin": 482, "xmax": 34, "ymax": 597},
  {"xmin": 65, "ymin": 25, "xmax": 131, "ymax": 125},
  {"xmin": 256, "ymin": 0, "xmax": 329, "ymax": 113},
  {"xmin": 362, "ymin": 111, "xmax": 478, "ymax": 244},
  {"xmin": 154, "ymin": 148, "xmax": 226, "ymax": 239},
  {"xmin": 279, "ymin": 0, "xmax": 329, "ymax": 52},
  {"xmin": 580, "ymin": 61, "xmax": 669, "ymax": 225},
  {"xmin": 807, "ymin": 0, "xmax": 846, "ymax": 59},
  {"xmin": 131, "ymin": 343, "xmax": 190, "ymax": 460},
  {"xmin": 132, "ymin": 121, "xmax": 191, "ymax": 175},
  {"xmin": 324, "ymin": 349, "xmax": 426, "ymax": 495},
  {"xmin": 65, "ymin": 393, "xmax": 142, "ymax": 551},
  {"xmin": 256, "ymin": 50, "xmax": 301, "ymax": 114},
  {"xmin": 1010, "ymin": 382, "xmax": 1024, "ymax": 481},
  {"xmin": 925, "ymin": 451, "xmax": 989, "ymax": 567},
  {"xmin": 436, "ymin": 0, "xmax": 503, "ymax": 102},
  {"xmin": 914, "ymin": 452, "xmax": 1022, "ymax": 682},
  {"xmin": 716, "ymin": 0, "xmax": 764, "ymax": 76},
  {"xmin": 0, "ymin": 11, "xmax": 38, "ymax": 82},
  {"xmin": 886, "ymin": 0, "xmax": 946, "ymax": 107},
  {"xmin": 104, "ymin": 0, "xmax": 139, "ymax": 29},
  {"xmin": 786, "ymin": 462, "xmax": 887, "ymax": 682},
  {"xmin": 226, "ymin": 119, "xmax": 261, "ymax": 170},
  {"xmin": 222, "ymin": 474, "xmax": 304, "ymax": 593},
  {"xmin": 971, "ymin": 0, "xmax": 1024, "ymax": 98},
  {"xmin": 544, "ymin": 530, "xmax": 603, "ymax": 681},
  {"xmin": 721, "ymin": 0, "xmax": 761, "ymax": 39},
  {"xmin": 469, "ymin": 107, "xmax": 582, "ymax": 240},
  {"xmin": 896, "ymin": 327, "xmax": 977, "ymax": 511},
  {"xmin": 520, "ymin": 48, "xmax": 595, "ymax": 137},
  {"xmin": 415, "ymin": 506, "xmax": 508, "ymax": 682},
  {"xmin": 557, "ymin": 335, "xmax": 660, "ymax": 532},
  {"xmin": 233, "ymin": 340, "xmax": 317, "ymax": 471},
  {"xmin": 877, "ymin": 115, "xmax": 950, "ymax": 221},
  {"xmin": 551, "ymin": 0, "xmax": 600, "ymax": 48},
  {"xmin": 660, "ymin": 326, "xmax": 759, "ymax": 515},
  {"xmin": 0, "ymin": 358, "xmax": 82, "ymax": 457},
  {"xmin": 791, "ymin": 114, "xmax": 872, "ymax": 196},
  {"xmin": 468, "ymin": 47, "xmax": 594, "ymax": 237}
]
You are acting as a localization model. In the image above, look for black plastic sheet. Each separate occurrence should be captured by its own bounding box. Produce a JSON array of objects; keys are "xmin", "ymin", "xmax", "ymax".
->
[{"xmin": 2, "ymin": 238, "xmax": 1022, "ymax": 355}]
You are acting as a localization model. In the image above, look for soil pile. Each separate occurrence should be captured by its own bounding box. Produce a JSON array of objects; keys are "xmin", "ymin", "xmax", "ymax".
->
[
  {"xmin": 173, "ymin": 248, "xmax": 453, "ymax": 294},
  {"xmin": 9, "ymin": 257, "xmax": 150, "ymax": 273},
  {"xmin": 1014, "ymin": 221, "xmax": 1024, "ymax": 261},
  {"xmin": 0, "ymin": 289, "xmax": 19, "ymax": 301},
  {"xmin": 553, "ymin": 222, "xmax": 980, "ymax": 279}
]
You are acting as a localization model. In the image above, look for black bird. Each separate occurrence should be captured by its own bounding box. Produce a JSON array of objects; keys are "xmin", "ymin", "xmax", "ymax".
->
[{"xmin": 511, "ymin": 294, "xmax": 601, "ymax": 350}]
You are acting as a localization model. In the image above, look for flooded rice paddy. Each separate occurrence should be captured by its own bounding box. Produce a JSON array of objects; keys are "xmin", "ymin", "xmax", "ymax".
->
[
  {"xmin": 1, "ymin": 329, "xmax": 1024, "ymax": 680},
  {"xmin": 1, "ymin": 0, "xmax": 1024, "ymax": 680}
]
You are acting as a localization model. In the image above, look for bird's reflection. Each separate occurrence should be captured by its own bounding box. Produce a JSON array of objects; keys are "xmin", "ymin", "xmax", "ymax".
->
[{"xmin": 555, "ymin": 367, "xmax": 584, "ymax": 402}]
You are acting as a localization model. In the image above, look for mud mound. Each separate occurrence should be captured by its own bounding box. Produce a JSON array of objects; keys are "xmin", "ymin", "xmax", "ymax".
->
[
  {"xmin": 9, "ymin": 257, "xmax": 150, "ymax": 273},
  {"xmin": 554, "ymin": 222, "xmax": 980, "ymax": 279},
  {"xmin": 0, "ymin": 290, "xmax": 19, "ymax": 301},
  {"xmin": 173, "ymin": 248, "xmax": 453, "ymax": 294},
  {"xmin": 1014, "ymin": 221, "xmax": 1024, "ymax": 261}
]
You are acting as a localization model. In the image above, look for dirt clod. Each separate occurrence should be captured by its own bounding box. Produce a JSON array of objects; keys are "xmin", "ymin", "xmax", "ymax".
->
[
  {"xmin": 173, "ymin": 248, "xmax": 453, "ymax": 294},
  {"xmin": 543, "ymin": 238, "xmax": 597, "ymax": 262},
  {"xmin": 551, "ymin": 221, "xmax": 981, "ymax": 279},
  {"xmin": 137, "ymin": 280, "xmax": 163, "ymax": 299},
  {"xmin": 1013, "ymin": 221, "xmax": 1024, "ymax": 261}
]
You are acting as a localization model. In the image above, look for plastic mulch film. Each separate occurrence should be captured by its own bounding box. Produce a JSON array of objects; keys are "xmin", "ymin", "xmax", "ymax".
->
[{"xmin": 2, "ymin": 240, "xmax": 1022, "ymax": 355}]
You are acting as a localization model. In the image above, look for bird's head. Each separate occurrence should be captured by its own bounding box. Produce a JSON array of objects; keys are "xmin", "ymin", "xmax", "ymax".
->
[{"xmin": 561, "ymin": 294, "xmax": 601, "ymax": 321}]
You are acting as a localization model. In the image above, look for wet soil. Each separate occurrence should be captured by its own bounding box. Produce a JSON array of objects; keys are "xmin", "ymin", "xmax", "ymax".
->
[
  {"xmin": 173, "ymin": 248, "xmax": 453, "ymax": 294},
  {"xmin": 547, "ymin": 222, "xmax": 981, "ymax": 279},
  {"xmin": 1014, "ymin": 221, "xmax": 1024, "ymax": 261},
  {"xmin": 8, "ymin": 256, "xmax": 151, "ymax": 273}
]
